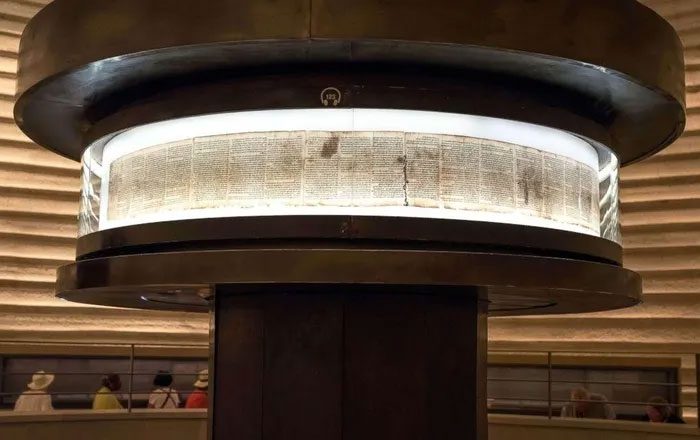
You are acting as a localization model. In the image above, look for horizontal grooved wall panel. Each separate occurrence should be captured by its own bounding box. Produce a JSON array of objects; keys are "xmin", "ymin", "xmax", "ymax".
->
[{"xmin": 490, "ymin": 3, "xmax": 700, "ymax": 405}]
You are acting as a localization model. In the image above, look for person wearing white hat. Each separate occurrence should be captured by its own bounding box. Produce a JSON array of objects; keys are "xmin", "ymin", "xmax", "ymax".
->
[
  {"xmin": 14, "ymin": 371, "xmax": 55, "ymax": 412},
  {"xmin": 185, "ymin": 369, "xmax": 208, "ymax": 409}
]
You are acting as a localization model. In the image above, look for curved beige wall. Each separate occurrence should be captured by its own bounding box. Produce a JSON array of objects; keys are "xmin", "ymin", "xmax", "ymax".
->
[
  {"xmin": 490, "ymin": 415, "xmax": 700, "ymax": 440},
  {"xmin": 1, "ymin": 0, "xmax": 698, "ymax": 350},
  {"xmin": 488, "ymin": 0, "xmax": 700, "ymax": 421},
  {"xmin": 491, "ymin": 0, "xmax": 700, "ymax": 354},
  {"xmin": 0, "ymin": 0, "xmax": 698, "ymax": 427},
  {"xmin": 0, "ymin": 0, "xmax": 209, "ymax": 345},
  {"xmin": 0, "ymin": 0, "xmax": 698, "ymax": 380},
  {"xmin": 0, "ymin": 411, "xmax": 207, "ymax": 440}
]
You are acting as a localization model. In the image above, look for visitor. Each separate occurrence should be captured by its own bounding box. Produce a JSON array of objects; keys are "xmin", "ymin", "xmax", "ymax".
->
[
  {"xmin": 644, "ymin": 396, "xmax": 685, "ymax": 423},
  {"xmin": 560, "ymin": 387, "xmax": 615, "ymax": 419},
  {"xmin": 93, "ymin": 373, "xmax": 124, "ymax": 410},
  {"xmin": 148, "ymin": 371, "xmax": 180, "ymax": 409},
  {"xmin": 185, "ymin": 369, "xmax": 208, "ymax": 409},
  {"xmin": 14, "ymin": 371, "xmax": 54, "ymax": 412}
]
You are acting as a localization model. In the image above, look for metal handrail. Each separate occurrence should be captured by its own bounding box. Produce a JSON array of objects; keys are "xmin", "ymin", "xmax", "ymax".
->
[
  {"xmin": 0, "ymin": 339, "xmax": 687, "ymax": 354},
  {"xmin": 487, "ymin": 378, "xmax": 695, "ymax": 387},
  {"xmin": 488, "ymin": 348, "xmax": 698, "ymax": 355},
  {"xmin": 9, "ymin": 374, "xmax": 692, "ymax": 388},
  {"xmin": 696, "ymin": 354, "xmax": 699, "ymax": 428},
  {"xmin": 547, "ymin": 352, "xmax": 552, "ymax": 419},
  {"xmin": 2, "ymin": 393, "xmax": 696, "ymax": 409},
  {"xmin": 0, "ymin": 372, "xmax": 203, "ymax": 376},
  {"xmin": 0, "ymin": 341, "xmax": 207, "ymax": 348},
  {"xmin": 0, "ymin": 341, "xmax": 696, "ymax": 426},
  {"xmin": 127, "ymin": 345, "xmax": 134, "ymax": 412},
  {"xmin": 0, "ymin": 391, "xmax": 181, "ymax": 396},
  {"xmin": 490, "ymin": 397, "xmax": 698, "ymax": 409}
]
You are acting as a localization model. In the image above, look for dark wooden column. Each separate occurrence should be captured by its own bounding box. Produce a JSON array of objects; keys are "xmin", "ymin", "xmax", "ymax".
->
[{"xmin": 211, "ymin": 289, "xmax": 487, "ymax": 440}]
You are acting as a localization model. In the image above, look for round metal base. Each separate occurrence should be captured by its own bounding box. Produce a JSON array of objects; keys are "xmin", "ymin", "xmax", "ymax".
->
[
  {"xmin": 76, "ymin": 216, "xmax": 623, "ymax": 263},
  {"xmin": 57, "ymin": 247, "xmax": 640, "ymax": 317}
]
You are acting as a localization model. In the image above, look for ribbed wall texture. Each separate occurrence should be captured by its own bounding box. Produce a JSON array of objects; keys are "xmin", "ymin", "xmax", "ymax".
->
[
  {"xmin": 0, "ymin": 0, "xmax": 698, "ymax": 359},
  {"xmin": 0, "ymin": 0, "xmax": 207, "ymax": 344},
  {"xmin": 491, "ymin": 0, "xmax": 700, "ymax": 354},
  {"xmin": 490, "ymin": 0, "xmax": 700, "ymax": 420}
]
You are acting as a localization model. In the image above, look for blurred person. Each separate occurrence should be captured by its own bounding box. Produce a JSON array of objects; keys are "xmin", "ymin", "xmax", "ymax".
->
[
  {"xmin": 644, "ymin": 396, "xmax": 685, "ymax": 424},
  {"xmin": 185, "ymin": 369, "xmax": 208, "ymax": 409},
  {"xmin": 148, "ymin": 371, "xmax": 180, "ymax": 409},
  {"xmin": 560, "ymin": 387, "xmax": 615, "ymax": 419},
  {"xmin": 93, "ymin": 373, "xmax": 124, "ymax": 410},
  {"xmin": 14, "ymin": 371, "xmax": 54, "ymax": 412}
]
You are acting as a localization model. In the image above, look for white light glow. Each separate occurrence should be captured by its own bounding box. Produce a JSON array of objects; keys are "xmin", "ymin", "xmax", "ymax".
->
[
  {"xmin": 102, "ymin": 109, "xmax": 598, "ymax": 168},
  {"xmin": 102, "ymin": 205, "xmax": 598, "ymax": 237},
  {"xmin": 84, "ymin": 109, "xmax": 608, "ymax": 238}
]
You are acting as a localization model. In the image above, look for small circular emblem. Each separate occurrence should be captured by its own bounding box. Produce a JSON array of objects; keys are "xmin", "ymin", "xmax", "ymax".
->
[{"xmin": 320, "ymin": 87, "xmax": 342, "ymax": 107}]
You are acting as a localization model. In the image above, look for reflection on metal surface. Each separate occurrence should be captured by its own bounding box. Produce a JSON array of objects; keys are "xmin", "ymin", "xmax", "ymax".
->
[{"xmin": 57, "ymin": 248, "xmax": 640, "ymax": 316}]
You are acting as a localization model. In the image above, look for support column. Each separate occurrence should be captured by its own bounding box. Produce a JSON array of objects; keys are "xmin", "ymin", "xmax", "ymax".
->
[{"xmin": 211, "ymin": 289, "xmax": 487, "ymax": 440}]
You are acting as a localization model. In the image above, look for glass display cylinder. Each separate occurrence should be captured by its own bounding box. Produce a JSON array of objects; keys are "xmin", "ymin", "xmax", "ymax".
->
[{"xmin": 79, "ymin": 109, "xmax": 620, "ymax": 243}]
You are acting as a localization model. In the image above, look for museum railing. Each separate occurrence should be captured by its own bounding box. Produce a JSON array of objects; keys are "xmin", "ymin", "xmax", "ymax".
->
[
  {"xmin": 486, "ymin": 349, "xmax": 698, "ymax": 426},
  {"xmin": 0, "ymin": 341, "xmax": 696, "ymax": 426}
]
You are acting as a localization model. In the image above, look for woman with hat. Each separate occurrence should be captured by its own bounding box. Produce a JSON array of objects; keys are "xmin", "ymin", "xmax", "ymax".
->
[
  {"xmin": 185, "ymin": 369, "xmax": 208, "ymax": 409},
  {"xmin": 14, "ymin": 370, "xmax": 55, "ymax": 412}
]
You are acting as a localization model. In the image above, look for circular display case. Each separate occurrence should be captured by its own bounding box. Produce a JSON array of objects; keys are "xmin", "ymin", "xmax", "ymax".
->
[{"xmin": 14, "ymin": 0, "xmax": 685, "ymax": 315}]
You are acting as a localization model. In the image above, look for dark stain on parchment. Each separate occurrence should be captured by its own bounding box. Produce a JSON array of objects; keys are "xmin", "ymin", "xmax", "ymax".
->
[
  {"xmin": 518, "ymin": 166, "xmax": 543, "ymax": 205},
  {"xmin": 415, "ymin": 148, "xmax": 439, "ymax": 161},
  {"xmin": 321, "ymin": 135, "xmax": 339, "ymax": 158}
]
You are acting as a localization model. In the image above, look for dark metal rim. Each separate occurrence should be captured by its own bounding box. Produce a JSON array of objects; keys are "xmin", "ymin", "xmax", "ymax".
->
[
  {"xmin": 56, "ymin": 248, "xmax": 641, "ymax": 316},
  {"xmin": 15, "ymin": 41, "xmax": 684, "ymax": 165},
  {"xmin": 18, "ymin": 0, "xmax": 684, "ymax": 99},
  {"xmin": 76, "ymin": 216, "xmax": 623, "ymax": 265}
]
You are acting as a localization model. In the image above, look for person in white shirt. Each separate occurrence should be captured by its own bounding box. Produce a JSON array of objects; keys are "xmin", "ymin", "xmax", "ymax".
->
[
  {"xmin": 560, "ymin": 387, "xmax": 616, "ymax": 420},
  {"xmin": 148, "ymin": 371, "xmax": 180, "ymax": 409},
  {"xmin": 14, "ymin": 371, "xmax": 55, "ymax": 412}
]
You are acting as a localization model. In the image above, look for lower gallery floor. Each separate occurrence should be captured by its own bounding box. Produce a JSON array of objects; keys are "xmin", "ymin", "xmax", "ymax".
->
[{"xmin": 0, "ymin": 411, "xmax": 697, "ymax": 440}]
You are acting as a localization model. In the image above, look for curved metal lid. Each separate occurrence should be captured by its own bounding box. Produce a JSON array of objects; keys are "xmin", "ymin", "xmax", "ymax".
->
[{"xmin": 14, "ymin": 0, "xmax": 685, "ymax": 164}]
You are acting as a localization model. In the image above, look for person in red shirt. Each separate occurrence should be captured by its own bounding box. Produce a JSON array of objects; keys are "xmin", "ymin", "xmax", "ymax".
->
[{"xmin": 185, "ymin": 369, "xmax": 208, "ymax": 409}]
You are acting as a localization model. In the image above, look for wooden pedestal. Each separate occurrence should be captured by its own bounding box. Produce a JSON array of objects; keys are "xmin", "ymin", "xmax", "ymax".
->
[{"xmin": 211, "ymin": 289, "xmax": 487, "ymax": 440}]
